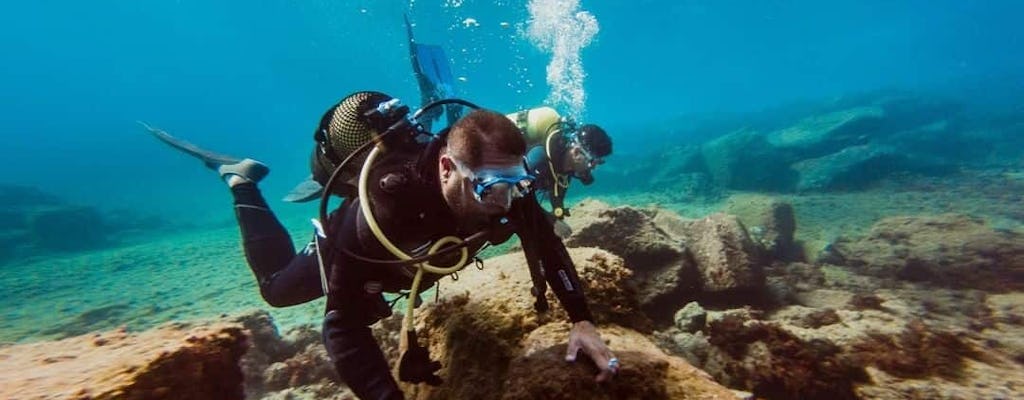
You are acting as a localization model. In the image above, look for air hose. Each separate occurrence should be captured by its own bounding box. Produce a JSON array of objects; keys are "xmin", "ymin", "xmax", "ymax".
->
[
  {"xmin": 544, "ymin": 121, "xmax": 573, "ymax": 217},
  {"xmin": 357, "ymin": 141, "xmax": 470, "ymax": 353}
]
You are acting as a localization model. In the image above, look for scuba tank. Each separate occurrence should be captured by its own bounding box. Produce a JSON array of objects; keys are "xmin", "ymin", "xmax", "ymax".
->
[
  {"xmin": 506, "ymin": 106, "xmax": 562, "ymax": 147},
  {"xmin": 311, "ymin": 91, "xmax": 414, "ymax": 198},
  {"xmin": 507, "ymin": 106, "xmax": 576, "ymax": 219}
]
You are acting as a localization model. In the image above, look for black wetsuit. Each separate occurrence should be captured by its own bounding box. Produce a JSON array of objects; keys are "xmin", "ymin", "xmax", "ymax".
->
[{"xmin": 229, "ymin": 139, "xmax": 593, "ymax": 400}]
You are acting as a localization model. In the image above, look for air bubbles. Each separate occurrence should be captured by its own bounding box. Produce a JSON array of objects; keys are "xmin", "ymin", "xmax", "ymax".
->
[{"xmin": 525, "ymin": 0, "xmax": 599, "ymax": 120}]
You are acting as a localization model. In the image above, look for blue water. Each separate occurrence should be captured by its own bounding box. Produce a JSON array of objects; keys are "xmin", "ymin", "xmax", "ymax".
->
[
  {"xmin": 2, "ymin": 3, "xmax": 1024, "ymax": 398},
  {"xmin": 2, "ymin": 0, "xmax": 1022, "ymax": 225}
]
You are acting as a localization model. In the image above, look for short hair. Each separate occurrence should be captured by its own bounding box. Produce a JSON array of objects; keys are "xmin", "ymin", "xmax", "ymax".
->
[{"xmin": 447, "ymin": 109, "xmax": 526, "ymax": 168}]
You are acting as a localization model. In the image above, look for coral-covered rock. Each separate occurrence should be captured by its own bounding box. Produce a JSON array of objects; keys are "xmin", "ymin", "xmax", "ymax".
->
[
  {"xmin": 566, "ymin": 202, "xmax": 767, "ymax": 312},
  {"xmin": 566, "ymin": 200, "xmax": 700, "ymax": 318},
  {"xmin": 501, "ymin": 323, "xmax": 739, "ymax": 400},
  {"xmin": 227, "ymin": 310, "xmax": 341, "ymax": 399},
  {"xmin": 674, "ymin": 302, "xmax": 708, "ymax": 333},
  {"xmin": 703, "ymin": 314, "xmax": 868, "ymax": 400},
  {"xmin": 828, "ymin": 213, "xmax": 1024, "ymax": 291},
  {"xmin": 0, "ymin": 322, "xmax": 247, "ymax": 400},
  {"xmin": 680, "ymin": 214, "xmax": 765, "ymax": 294},
  {"xmin": 400, "ymin": 247, "xmax": 738, "ymax": 399}
]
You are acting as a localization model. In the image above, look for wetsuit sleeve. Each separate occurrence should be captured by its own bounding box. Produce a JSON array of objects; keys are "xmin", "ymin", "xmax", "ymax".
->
[{"xmin": 516, "ymin": 196, "xmax": 594, "ymax": 323}]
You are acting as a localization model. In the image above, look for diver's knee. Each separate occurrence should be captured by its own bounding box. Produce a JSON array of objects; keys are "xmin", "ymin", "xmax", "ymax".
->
[{"xmin": 258, "ymin": 283, "xmax": 295, "ymax": 308}]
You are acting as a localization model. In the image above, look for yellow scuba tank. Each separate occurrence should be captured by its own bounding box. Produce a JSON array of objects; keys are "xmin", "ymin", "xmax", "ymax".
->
[{"xmin": 506, "ymin": 106, "xmax": 561, "ymax": 147}]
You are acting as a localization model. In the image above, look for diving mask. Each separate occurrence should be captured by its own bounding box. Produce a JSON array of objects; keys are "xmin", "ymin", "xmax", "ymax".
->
[
  {"xmin": 448, "ymin": 153, "xmax": 535, "ymax": 207},
  {"xmin": 574, "ymin": 139, "xmax": 604, "ymax": 170}
]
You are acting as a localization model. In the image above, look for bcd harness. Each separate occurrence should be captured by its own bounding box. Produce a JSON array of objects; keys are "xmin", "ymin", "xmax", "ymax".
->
[{"xmin": 314, "ymin": 94, "xmax": 555, "ymax": 385}]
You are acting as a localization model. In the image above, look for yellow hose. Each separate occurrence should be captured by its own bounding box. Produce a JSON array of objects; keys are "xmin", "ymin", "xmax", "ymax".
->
[
  {"xmin": 357, "ymin": 146, "xmax": 470, "ymax": 346},
  {"xmin": 545, "ymin": 129, "xmax": 570, "ymax": 201}
]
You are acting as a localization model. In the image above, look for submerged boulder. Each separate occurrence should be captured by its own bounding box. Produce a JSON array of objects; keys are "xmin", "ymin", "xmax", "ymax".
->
[
  {"xmin": 679, "ymin": 213, "xmax": 765, "ymax": 294},
  {"xmin": 0, "ymin": 322, "xmax": 247, "ymax": 400},
  {"xmin": 723, "ymin": 194, "xmax": 800, "ymax": 262},
  {"xmin": 765, "ymin": 106, "xmax": 886, "ymax": 158},
  {"xmin": 401, "ymin": 247, "xmax": 743, "ymax": 399},
  {"xmin": 825, "ymin": 213, "xmax": 1024, "ymax": 291},
  {"xmin": 566, "ymin": 200, "xmax": 699, "ymax": 319},
  {"xmin": 566, "ymin": 201, "xmax": 768, "ymax": 314},
  {"xmin": 701, "ymin": 129, "xmax": 797, "ymax": 191},
  {"xmin": 502, "ymin": 323, "xmax": 738, "ymax": 400},
  {"xmin": 791, "ymin": 144, "xmax": 905, "ymax": 192}
]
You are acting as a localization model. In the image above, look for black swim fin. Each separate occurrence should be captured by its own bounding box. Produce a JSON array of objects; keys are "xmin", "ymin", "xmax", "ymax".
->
[{"xmin": 137, "ymin": 121, "xmax": 242, "ymax": 169}]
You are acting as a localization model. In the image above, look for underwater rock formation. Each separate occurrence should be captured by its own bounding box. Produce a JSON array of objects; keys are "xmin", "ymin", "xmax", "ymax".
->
[
  {"xmin": 680, "ymin": 213, "xmax": 765, "ymax": 294},
  {"xmin": 700, "ymin": 129, "xmax": 797, "ymax": 191},
  {"xmin": 502, "ymin": 323, "xmax": 739, "ymax": 400},
  {"xmin": 764, "ymin": 106, "xmax": 886, "ymax": 159},
  {"xmin": 791, "ymin": 144, "xmax": 905, "ymax": 191},
  {"xmin": 606, "ymin": 91, "xmax": 1022, "ymax": 195},
  {"xmin": 0, "ymin": 184, "xmax": 176, "ymax": 262},
  {"xmin": 0, "ymin": 322, "xmax": 247, "ymax": 400},
  {"xmin": 824, "ymin": 213, "xmax": 1024, "ymax": 291},
  {"xmin": 565, "ymin": 200, "xmax": 698, "ymax": 319},
  {"xmin": 27, "ymin": 206, "xmax": 109, "ymax": 251},
  {"xmin": 568, "ymin": 200, "xmax": 767, "ymax": 303},
  {"xmin": 231, "ymin": 311, "xmax": 341, "ymax": 398},
  {"xmin": 723, "ymin": 194, "xmax": 800, "ymax": 262},
  {"xmin": 401, "ymin": 247, "xmax": 738, "ymax": 399}
]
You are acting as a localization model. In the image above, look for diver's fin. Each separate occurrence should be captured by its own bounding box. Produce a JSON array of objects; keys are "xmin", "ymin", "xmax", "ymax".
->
[
  {"xmin": 415, "ymin": 43, "xmax": 456, "ymax": 99},
  {"xmin": 137, "ymin": 121, "xmax": 242, "ymax": 168},
  {"xmin": 405, "ymin": 14, "xmax": 456, "ymax": 101},
  {"xmin": 283, "ymin": 176, "xmax": 324, "ymax": 203}
]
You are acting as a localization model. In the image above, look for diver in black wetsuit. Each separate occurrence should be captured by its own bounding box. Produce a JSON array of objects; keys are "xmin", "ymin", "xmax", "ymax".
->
[{"xmin": 144, "ymin": 94, "xmax": 619, "ymax": 400}]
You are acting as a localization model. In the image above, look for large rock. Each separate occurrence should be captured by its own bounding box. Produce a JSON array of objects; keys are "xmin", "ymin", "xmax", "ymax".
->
[
  {"xmin": 825, "ymin": 213, "xmax": 1024, "ymax": 291},
  {"xmin": 0, "ymin": 184, "xmax": 62, "ymax": 212},
  {"xmin": 701, "ymin": 129, "xmax": 797, "ymax": 191},
  {"xmin": 679, "ymin": 213, "xmax": 765, "ymax": 294},
  {"xmin": 765, "ymin": 106, "xmax": 885, "ymax": 158},
  {"xmin": 0, "ymin": 322, "xmax": 247, "ymax": 400},
  {"xmin": 565, "ymin": 200, "xmax": 699, "ymax": 318},
  {"xmin": 27, "ymin": 206, "xmax": 109, "ymax": 251},
  {"xmin": 791, "ymin": 144, "xmax": 905, "ymax": 192},
  {"xmin": 566, "ymin": 201, "xmax": 767, "ymax": 311},
  {"xmin": 230, "ymin": 311, "xmax": 339, "ymax": 398},
  {"xmin": 400, "ymin": 247, "xmax": 742, "ymax": 399},
  {"xmin": 723, "ymin": 195, "xmax": 800, "ymax": 261},
  {"xmin": 502, "ymin": 323, "xmax": 739, "ymax": 399}
]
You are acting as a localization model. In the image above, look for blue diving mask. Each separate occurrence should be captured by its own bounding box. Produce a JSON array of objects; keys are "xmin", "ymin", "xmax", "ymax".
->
[{"xmin": 448, "ymin": 153, "xmax": 535, "ymax": 207}]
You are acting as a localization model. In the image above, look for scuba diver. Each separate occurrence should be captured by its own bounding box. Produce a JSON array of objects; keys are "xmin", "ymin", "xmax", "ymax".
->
[
  {"xmin": 507, "ymin": 107, "xmax": 613, "ymax": 238},
  {"xmin": 404, "ymin": 15, "xmax": 614, "ymax": 238},
  {"xmin": 142, "ymin": 92, "xmax": 619, "ymax": 400}
]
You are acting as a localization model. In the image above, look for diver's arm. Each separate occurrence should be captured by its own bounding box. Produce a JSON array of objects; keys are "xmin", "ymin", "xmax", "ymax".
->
[{"xmin": 516, "ymin": 196, "xmax": 593, "ymax": 323}]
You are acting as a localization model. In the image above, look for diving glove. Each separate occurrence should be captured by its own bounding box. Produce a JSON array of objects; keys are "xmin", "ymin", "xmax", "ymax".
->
[{"xmin": 398, "ymin": 331, "xmax": 443, "ymax": 386}]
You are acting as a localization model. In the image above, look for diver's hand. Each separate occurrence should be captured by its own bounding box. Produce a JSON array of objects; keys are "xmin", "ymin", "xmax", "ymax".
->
[
  {"xmin": 565, "ymin": 320, "xmax": 618, "ymax": 382},
  {"xmin": 553, "ymin": 219, "xmax": 573, "ymax": 239}
]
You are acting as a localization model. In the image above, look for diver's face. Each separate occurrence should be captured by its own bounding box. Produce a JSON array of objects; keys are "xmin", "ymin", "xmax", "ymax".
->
[
  {"xmin": 439, "ymin": 145, "xmax": 531, "ymax": 230},
  {"xmin": 567, "ymin": 143, "xmax": 603, "ymax": 182}
]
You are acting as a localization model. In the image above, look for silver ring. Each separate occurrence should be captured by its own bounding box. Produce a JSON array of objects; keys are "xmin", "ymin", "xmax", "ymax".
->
[{"xmin": 607, "ymin": 357, "xmax": 620, "ymax": 373}]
